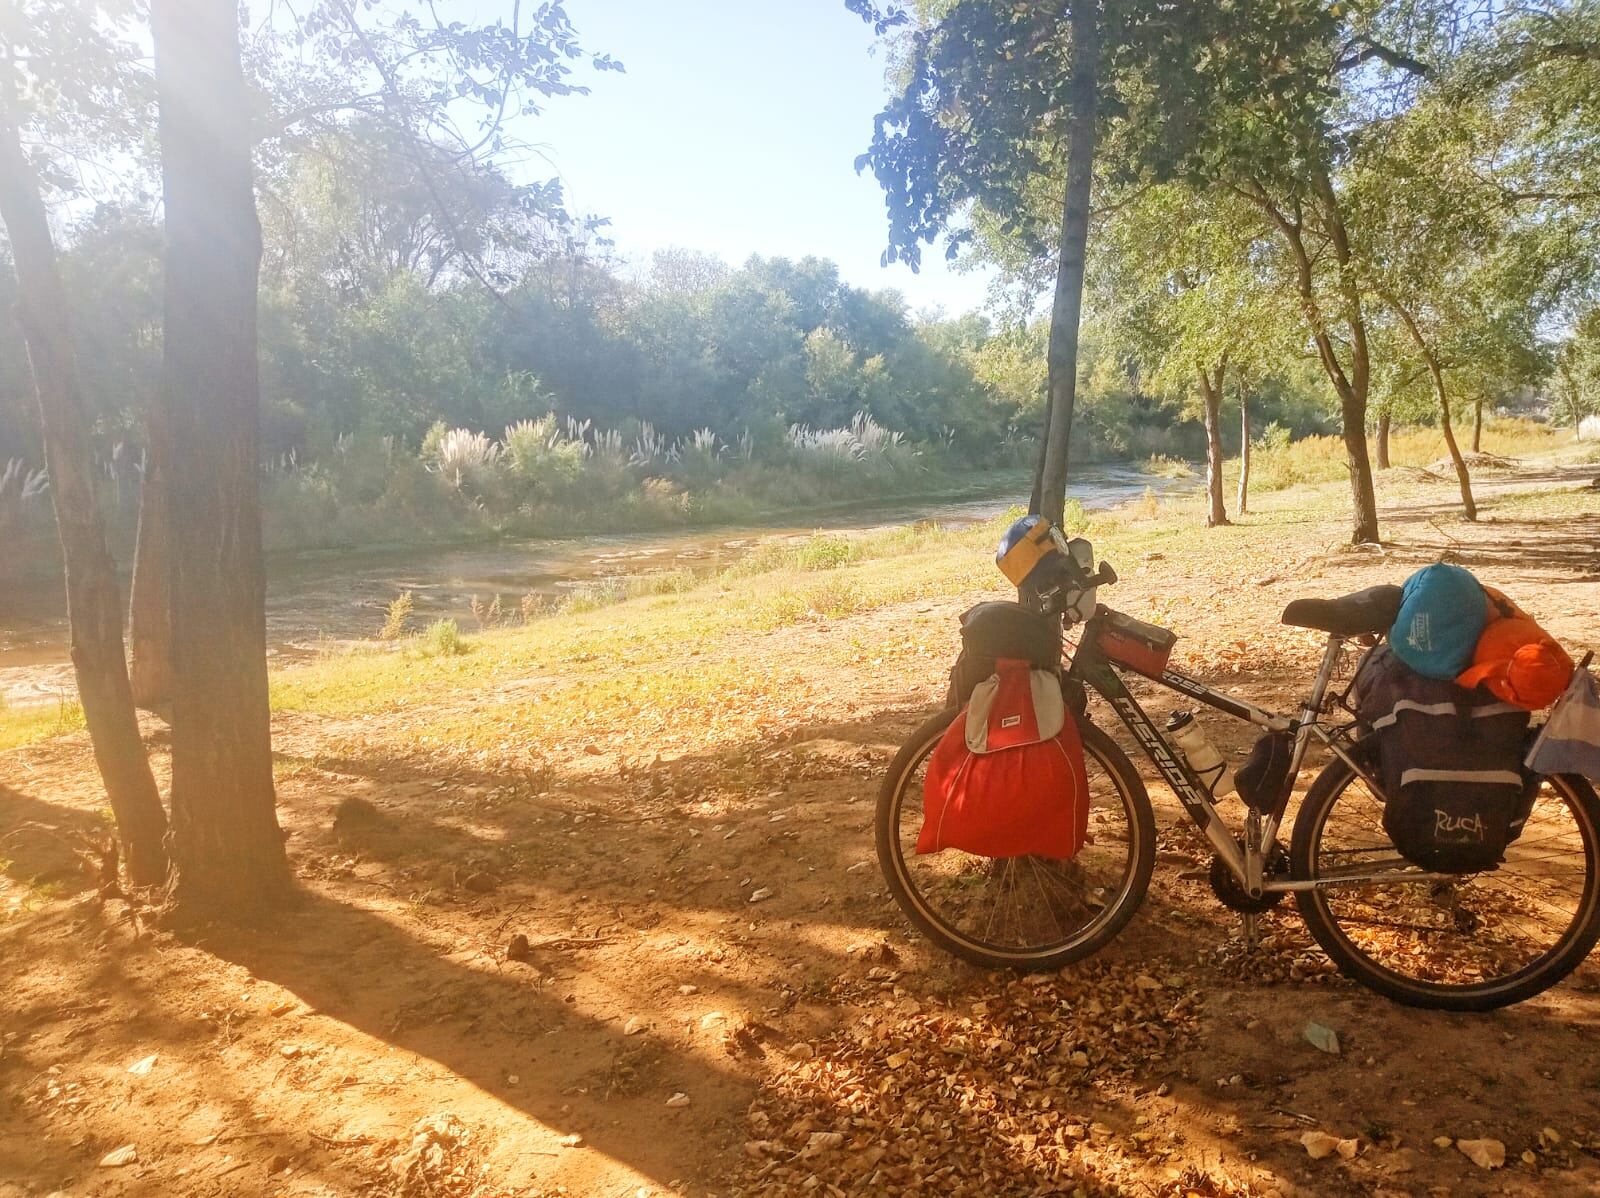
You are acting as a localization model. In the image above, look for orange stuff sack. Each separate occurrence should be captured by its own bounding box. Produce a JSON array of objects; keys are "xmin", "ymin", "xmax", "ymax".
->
[
  {"xmin": 1457, "ymin": 615, "xmax": 1575, "ymax": 711},
  {"xmin": 917, "ymin": 659, "xmax": 1089, "ymax": 859}
]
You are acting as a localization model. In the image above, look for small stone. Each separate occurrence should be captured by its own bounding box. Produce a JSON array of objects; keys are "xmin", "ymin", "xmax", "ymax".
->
[
  {"xmin": 559, "ymin": 1133, "xmax": 584, "ymax": 1148},
  {"xmin": 624, "ymin": 1016, "xmax": 646, "ymax": 1036},
  {"xmin": 1303, "ymin": 1021, "xmax": 1341, "ymax": 1055},
  {"xmin": 506, "ymin": 934, "xmax": 532, "ymax": 962},
  {"xmin": 279, "ymin": 1044, "xmax": 302, "ymax": 1058},
  {"xmin": 677, "ymin": 984, "xmax": 698, "ymax": 996},
  {"xmin": 665, "ymin": 1092, "xmax": 690, "ymax": 1109},
  {"xmin": 748, "ymin": 887, "xmax": 775, "ymax": 904},
  {"xmin": 127, "ymin": 1054, "xmax": 158, "ymax": 1076},
  {"xmin": 461, "ymin": 871, "xmax": 498, "ymax": 893}
]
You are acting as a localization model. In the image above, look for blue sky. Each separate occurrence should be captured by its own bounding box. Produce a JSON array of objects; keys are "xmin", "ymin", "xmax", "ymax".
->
[{"xmin": 507, "ymin": 0, "xmax": 995, "ymax": 315}]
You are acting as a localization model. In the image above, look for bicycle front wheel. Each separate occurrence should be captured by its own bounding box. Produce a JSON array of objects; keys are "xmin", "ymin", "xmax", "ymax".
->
[
  {"xmin": 875, "ymin": 709, "xmax": 1155, "ymax": 972},
  {"xmin": 1290, "ymin": 759, "xmax": 1600, "ymax": 1010}
]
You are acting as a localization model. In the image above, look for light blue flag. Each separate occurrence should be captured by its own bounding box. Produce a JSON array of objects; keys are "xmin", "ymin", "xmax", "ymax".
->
[{"xmin": 1527, "ymin": 668, "xmax": 1600, "ymax": 781}]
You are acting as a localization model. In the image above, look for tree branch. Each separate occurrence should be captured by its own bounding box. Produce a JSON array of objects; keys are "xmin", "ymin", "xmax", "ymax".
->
[{"xmin": 1335, "ymin": 37, "xmax": 1433, "ymax": 79}]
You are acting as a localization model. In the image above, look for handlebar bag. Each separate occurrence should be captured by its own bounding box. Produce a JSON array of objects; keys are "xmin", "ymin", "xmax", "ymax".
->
[
  {"xmin": 918, "ymin": 658, "xmax": 1090, "ymax": 860},
  {"xmin": 1355, "ymin": 644, "xmax": 1532, "ymax": 873}
]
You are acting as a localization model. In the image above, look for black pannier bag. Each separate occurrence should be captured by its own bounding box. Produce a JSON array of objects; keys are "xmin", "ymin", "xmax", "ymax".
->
[
  {"xmin": 1352, "ymin": 644, "xmax": 1533, "ymax": 873},
  {"xmin": 946, "ymin": 601, "xmax": 1062, "ymax": 709}
]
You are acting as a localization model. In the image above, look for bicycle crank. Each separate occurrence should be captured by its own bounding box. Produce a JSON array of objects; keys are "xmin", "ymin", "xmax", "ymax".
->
[{"xmin": 1208, "ymin": 850, "xmax": 1286, "ymax": 914}]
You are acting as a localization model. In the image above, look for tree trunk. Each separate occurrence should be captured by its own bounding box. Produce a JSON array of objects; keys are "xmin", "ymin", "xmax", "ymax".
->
[
  {"xmin": 1341, "ymin": 396, "xmax": 1382, "ymax": 545},
  {"xmin": 129, "ymin": 405, "xmax": 174, "ymax": 716},
  {"xmin": 152, "ymin": 0, "xmax": 292, "ymax": 914},
  {"xmin": 1390, "ymin": 297, "xmax": 1476, "ymax": 521},
  {"xmin": 0, "ymin": 101, "xmax": 169, "ymax": 885},
  {"xmin": 1196, "ymin": 360, "xmax": 1230, "ymax": 527},
  {"xmin": 1375, "ymin": 409, "xmax": 1391, "ymax": 469},
  {"xmin": 1472, "ymin": 397, "xmax": 1483, "ymax": 452},
  {"xmin": 1033, "ymin": 0, "xmax": 1098, "ymax": 528},
  {"xmin": 1245, "ymin": 173, "xmax": 1379, "ymax": 544},
  {"xmin": 1311, "ymin": 165, "xmax": 1380, "ymax": 545},
  {"xmin": 1237, "ymin": 386, "xmax": 1250, "ymax": 516}
]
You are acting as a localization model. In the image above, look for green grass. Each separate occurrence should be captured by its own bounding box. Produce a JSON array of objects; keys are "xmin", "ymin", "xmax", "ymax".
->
[{"xmin": 0, "ymin": 701, "xmax": 85, "ymax": 752}]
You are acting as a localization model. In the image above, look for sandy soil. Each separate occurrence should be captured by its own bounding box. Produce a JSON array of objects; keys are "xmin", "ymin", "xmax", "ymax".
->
[{"xmin": 4, "ymin": 462, "xmax": 1600, "ymax": 1198}]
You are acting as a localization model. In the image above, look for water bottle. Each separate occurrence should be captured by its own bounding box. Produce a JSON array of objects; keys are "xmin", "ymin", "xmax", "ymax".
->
[{"xmin": 1165, "ymin": 710, "xmax": 1237, "ymax": 798}]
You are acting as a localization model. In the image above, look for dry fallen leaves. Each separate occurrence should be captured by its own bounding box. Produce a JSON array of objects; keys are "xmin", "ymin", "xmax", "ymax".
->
[
  {"xmin": 1455, "ymin": 1138, "xmax": 1506, "ymax": 1170},
  {"xmin": 1300, "ymin": 1131, "xmax": 1358, "ymax": 1161},
  {"xmin": 728, "ymin": 959, "xmax": 1203, "ymax": 1198}
]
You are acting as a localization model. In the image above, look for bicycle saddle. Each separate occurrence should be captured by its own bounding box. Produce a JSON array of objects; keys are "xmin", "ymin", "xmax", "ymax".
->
[{"xmin": 1281, "ymin": 584, "xmax": 1404, "ymax": 637}]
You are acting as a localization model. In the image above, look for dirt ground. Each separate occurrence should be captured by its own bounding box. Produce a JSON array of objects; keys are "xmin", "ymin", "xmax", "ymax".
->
[{"xmin": 4, "ymin": 462, "xmax": 1600, "ymax": 1198}]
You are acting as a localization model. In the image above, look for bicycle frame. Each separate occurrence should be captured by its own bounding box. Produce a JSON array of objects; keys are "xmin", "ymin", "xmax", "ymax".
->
[{"xmin": 1066, "ymin": 606, "xmax": 1423, "ymax": 898}]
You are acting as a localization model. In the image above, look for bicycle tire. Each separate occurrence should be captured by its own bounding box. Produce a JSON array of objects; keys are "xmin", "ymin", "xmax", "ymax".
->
[
  {"xmin": 875, "ymin": 708, "xmax": 1156, "ymax": 971},
  {"xmin": 1290, "ymin": 759, "xmax": 1600, "ymax": 1011}
]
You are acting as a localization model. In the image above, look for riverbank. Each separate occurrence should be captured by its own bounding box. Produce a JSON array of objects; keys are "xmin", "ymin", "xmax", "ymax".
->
[
  {"xmin": 3, "ymin": 453, "xmax": 1599, "ymax": 1198},
  {"xmin": 2, "ymin": 462, "xmax": 1197, "ymax": 710}
]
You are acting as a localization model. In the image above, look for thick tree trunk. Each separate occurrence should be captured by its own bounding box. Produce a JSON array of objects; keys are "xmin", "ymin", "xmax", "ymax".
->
[
  {"xmin": 1390, "ymin": 297, "xmax": 1476, "ymax": 521},
  {"xmin": 129, "ymin": 405, "xmax": 174, "ymax": 716},
  {"xmin": 1033, "ymin": 0, "xmax": 1098, "ymax": 528},
  {"xmin": 1237, "ymin": 387, "xmax": 1250, "ymax": 516},
  {"xmin": 152, "ymin": 0, "xmax": 292, "ymax": 914},
  {"xmin": 1340, "ymin": 397, "xmax": 1382, "ymax": 545},
  {"xmin": 1375, "ymin": 409, "xmax": 1391, "ymax": 469},
  {"xmin": 1196, "ymin": 360, "xmax": 1230, "ymax": 527},
  {"xmin": 1472, "ymin": 397, "xmax": 1483, "ymax": 453},
  {"xmin": 0, "ymin": 103, "xmax": 169, "ymax": 885}
]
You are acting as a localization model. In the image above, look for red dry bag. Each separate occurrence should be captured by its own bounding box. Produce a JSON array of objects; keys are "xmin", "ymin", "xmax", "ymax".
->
[{"xmin": 918, "ymin": 658, "xmax": 1090, "ymax": 859}]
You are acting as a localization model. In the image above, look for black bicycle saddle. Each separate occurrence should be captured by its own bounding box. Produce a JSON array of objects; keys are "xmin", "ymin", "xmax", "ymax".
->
[{"xmin": 1280, "ymin": 584, "xmax": 1404, "ymax": 637}]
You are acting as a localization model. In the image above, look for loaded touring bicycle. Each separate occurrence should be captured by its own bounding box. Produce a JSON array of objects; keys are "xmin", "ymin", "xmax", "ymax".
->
[{"xmin": 877, "ymin": 519, "xmax": 1600, "ymax": 1011}]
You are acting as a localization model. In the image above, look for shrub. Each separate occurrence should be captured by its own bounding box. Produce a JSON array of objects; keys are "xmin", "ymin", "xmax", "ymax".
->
[
  {"xmin": 428, "ymin": 428, "xmax": 500, "ymax": 494},
  {"xmin": 502, "ymin": 416, "xmax": 585, "ymax": 502},
  {"xmin": 421, "ymin": 617, "xmax": 466, "ymax": 656},
  {"xmin": 379, "ymin": 591, "xmax": 414, "ymax": 640},
  {"xmin": 795, "ymin": 533, "xmax": 854, "ymax": 571}
]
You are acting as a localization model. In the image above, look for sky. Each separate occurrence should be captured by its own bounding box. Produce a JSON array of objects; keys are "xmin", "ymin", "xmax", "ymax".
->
[{"xmin": 502, "ymin": 0, "xmax": 996, "ymax": 316}]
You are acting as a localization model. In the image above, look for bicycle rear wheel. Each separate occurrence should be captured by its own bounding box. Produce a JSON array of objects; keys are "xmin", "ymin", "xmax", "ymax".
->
[
  {"xmin": 875, "ymin": 709, "xmax": 1155, "ymax": 971},
  {"xmin": 1290, "ymin": 759, "xmax": 1600, "ymax": 1010}
]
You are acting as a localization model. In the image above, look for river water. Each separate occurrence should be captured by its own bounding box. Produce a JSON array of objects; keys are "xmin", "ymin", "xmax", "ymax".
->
[{"xmin": 0, "ymin": 464, "xmax": 1191, "ymax": 707}]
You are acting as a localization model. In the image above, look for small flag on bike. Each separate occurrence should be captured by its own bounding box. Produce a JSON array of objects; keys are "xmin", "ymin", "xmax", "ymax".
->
[{"xmin": 1526, "ymin": 661, "xmax": 1600, "ymax": 781}]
